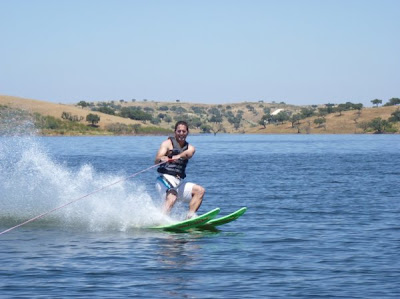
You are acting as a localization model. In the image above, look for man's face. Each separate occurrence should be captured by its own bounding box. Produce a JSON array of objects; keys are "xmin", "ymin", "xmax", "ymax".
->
[{"xmin": 175, "ymin": 124, "xmax": 188, "ymax": 143}]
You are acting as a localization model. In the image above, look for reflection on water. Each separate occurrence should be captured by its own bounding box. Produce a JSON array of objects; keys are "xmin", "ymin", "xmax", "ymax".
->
[
  {"xmin": 157, "ymin": 236, "xmax": 199, "ymax": 268},
  {"xmin": 150, "ymin": 231, "xmax": 219, "ymax": 298}
]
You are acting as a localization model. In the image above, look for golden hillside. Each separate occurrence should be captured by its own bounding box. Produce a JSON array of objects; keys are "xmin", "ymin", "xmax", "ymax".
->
[
  {"xmin": 248, "ymin": 105, "xmax": 400, "ymax": 134},
  {"xmin": 1, "ymin": 94, "xmax": 399, "ymax": 134},
  {"xmin": 0, "ymin": 95, "xmax": 144, "ymax": 129}
]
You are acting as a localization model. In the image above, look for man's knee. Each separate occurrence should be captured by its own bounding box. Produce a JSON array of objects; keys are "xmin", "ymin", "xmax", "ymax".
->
[
  {"xmin": 193, "ymin": 185, "xmax": 205, "ymax": 197},
  {"xmin": 166, "ymin": 193, "xmax": 177, "ymax": 204}
]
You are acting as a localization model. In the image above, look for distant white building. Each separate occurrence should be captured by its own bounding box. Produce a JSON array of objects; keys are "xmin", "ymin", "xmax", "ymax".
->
[{"xmin": 271, "ymin": 108, "xmax": 284, "ymax": 116}]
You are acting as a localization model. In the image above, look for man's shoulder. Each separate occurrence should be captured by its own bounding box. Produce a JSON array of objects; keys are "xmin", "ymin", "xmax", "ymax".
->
[{"xmin": 161, "ymin": 138, "xmax": 173, "ymax": 147}]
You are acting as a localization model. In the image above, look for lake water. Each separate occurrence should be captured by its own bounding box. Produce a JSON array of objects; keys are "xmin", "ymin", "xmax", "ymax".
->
[{"xmin": 0, "ymin": 134, "xmax": 399, "ymax": 298}]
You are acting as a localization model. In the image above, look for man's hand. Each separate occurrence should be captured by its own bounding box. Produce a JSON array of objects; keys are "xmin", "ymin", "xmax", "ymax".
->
[
  {"xmin": 158, "ymin": 156, "xmax": 177, "ymax": 163},
  {"xmin": 171, "ymin": 155, "xmax": 181, "ymax": 161},
  {"xmin": 158, "ymin": 156, "xmax": 170, "ymax": 163}
]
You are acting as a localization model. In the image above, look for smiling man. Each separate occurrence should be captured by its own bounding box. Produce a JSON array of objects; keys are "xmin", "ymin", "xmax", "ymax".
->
[{"xmin": 155, "ymin": 121, "xmax": 205, "ymax": 218}]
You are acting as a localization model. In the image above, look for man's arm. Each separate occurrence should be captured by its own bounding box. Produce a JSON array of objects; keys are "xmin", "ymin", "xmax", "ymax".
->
[
  {"xmin": 172, "ymin": 144, "xmax": 195, "ymax": 160},
  {"xmin": 154, "ymin": 140, "xmax": 172, "ymax": 164}
]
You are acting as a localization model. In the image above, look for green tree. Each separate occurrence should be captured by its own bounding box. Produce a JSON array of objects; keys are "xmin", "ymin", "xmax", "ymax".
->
[
  {"xmin": 339, "ymin": 102, "xmax": 363, "ymax": 111},
  {"xmin": 335, "ymin": 105, "xmax": 346, "ymax": 116},
  {"xmin": 384, "ymin": 98, "xmax": 400, "ymax": 106},
  {"xmin": 368, "ymin": 117, "xmax": 394, "ymax": 133},
  {"xmin": 190, "ymin": 117, "xmax": 203, "ymax": 129},
  {"xmin": 246, "ymin": 104, "xmax": 255, "ymax": 112},
  {"xmin": 228, "ymin": 115, "xmax": 242, "ymax": 130},
  {"xmin": 272, "ymin": 111, "xmax": 289, "ymax": 124},
  {"xmin": 191, "ymin": 106, "xmax": 206, "ymax": 115},
  {"xmin": 325, "ymin": 103, "xmax": 335, "ymax": 114},
  {"xmin": 86, "ymin": 113, "xmax": 100, "ymax": 126},
  {"xmin": 209, "ymin": 115, "xmax": 223, "ymax": 123},
  {"xmin": 290, "ymin": 114, "xmax": 302, "ymax": 128},
  {"xmin": 208, "ymin": 107, "xmax": 221, "ymax": 117},
  {"xmin": 150, "ymin": 117, "xmax": 161, "ymax": 125},
  {"xmin": 164, "ymin": 115, "xmax": 172, "ymax": 123},
  {"xmin": 371, "ymin": 99, "xmax": 382, "ymax": 107},
  {"xmin": 259, "ymin": 114, "xmax": 270, "ymax": 128},
  {"xmin": 159, "ymin": 106, "xmax": 169, "ymax": 111},
  {"xmin": 263, "ymin": 107, "xmax": 271, "ymax": 114},
  {"xmin": 95, "ymin": 106, "xmax": 115, "ymax": 115},
  {"xmin": 175, "ymin": 106, "xmax": 187, "ymax": 114},
  {"xmin": 210, "ymin": 123, "xmax": 224, "ymax": 136},
  {"xmin": 36, "ymin": 114, "xmax": 62, "ymax": 129},
  {"xmin": 120, "ymin": 107, "xmax": 152, "ymax": 122},
  {"xmin": 225, "ymin": 110, "xmax": 235, "ymax": 118},
  {"xmin": 232, "ymin": 120, "xmax": 241, "ymax": 130},
  {"xmin": 157, "ymin": 113, "xmax": 166, "ymax": 119},
  {"xmin": 77, "ymin": 101, "xmax": 89, "ymax": 108},
  {"xmin": 389, "ymin": 109, "xmax": 400, "ymax": 122},
  {"xmin": 314, "ymin": 117, "xmax": 326, "ymax": 128},
  {"xmin": 357, "ymin": 121, "xmax": 369, "ymax": 132},
  {"xmin": 300, "ymin": 108, "xmax": 314, "ymax": 118},
  {"xmin": 200, "ymin": 124, "xmax": 212, "ymax": 133},
  {"xmin": 317, "ymin": 108, "xmax": 329, "ymax": 117}
]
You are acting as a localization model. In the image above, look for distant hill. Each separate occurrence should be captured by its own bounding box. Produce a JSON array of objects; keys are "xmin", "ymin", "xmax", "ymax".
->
[
  {"xmin": 1, "ymin": 95, "xmax": 399, "ymax": 135},
  {"xmin": 0, "ymin": 95, "xmax": 142, "ymax": 128},
  {"xmin": 248, "ymin": 105, "xmax": 400, "ymax": 134}
]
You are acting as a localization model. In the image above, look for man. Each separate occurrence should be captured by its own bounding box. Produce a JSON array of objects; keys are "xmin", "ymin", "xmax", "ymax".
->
[{"xmin": 155, "ymin": 120, "xmax": 205, "ymax": 219}]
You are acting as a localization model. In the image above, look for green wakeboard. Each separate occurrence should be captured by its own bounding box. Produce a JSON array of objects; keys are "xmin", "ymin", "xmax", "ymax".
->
[
  {"xmin": 197, "ymin": 207, "xmax": 247, "ymax": 229},
  {"xmin": 150, "ymin": 208, "xmax": 220, "ymax": 231}
]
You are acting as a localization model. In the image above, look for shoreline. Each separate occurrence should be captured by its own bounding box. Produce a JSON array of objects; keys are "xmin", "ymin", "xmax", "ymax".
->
[{"xmin": 1, "ymin": 94, "xmax": 399, "ymax": 135}]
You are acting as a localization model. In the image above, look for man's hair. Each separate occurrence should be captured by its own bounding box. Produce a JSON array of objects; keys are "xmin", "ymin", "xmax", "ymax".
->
[{"xmin": 174, "ymin": 120, "xmax": 189, "ymax": 132}]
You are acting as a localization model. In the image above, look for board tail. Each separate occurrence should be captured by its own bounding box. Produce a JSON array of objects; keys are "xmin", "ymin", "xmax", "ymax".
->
[{"xmin": 197, "ymin": 207, "xmax": 247, "ymax": 229}]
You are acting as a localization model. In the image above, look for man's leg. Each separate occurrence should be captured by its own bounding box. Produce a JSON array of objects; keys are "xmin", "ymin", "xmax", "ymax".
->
[
  {"xmin": 187, "ymin": 184, "xmax": 205, "ymax": 218},
  {"xmin": 163, "ymin": 190, "xmax": 178, "ymax": 214}
]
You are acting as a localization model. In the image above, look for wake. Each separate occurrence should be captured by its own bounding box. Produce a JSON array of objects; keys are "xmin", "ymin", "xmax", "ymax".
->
[{"xmin": 0, "ymin": 134, "xmax": 167, "ymax": 234}]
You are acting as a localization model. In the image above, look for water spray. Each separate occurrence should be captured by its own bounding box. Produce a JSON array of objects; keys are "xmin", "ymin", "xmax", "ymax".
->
[{"xmin": 0, "ymin": 161, "xmax": 166, "ymax": 236}]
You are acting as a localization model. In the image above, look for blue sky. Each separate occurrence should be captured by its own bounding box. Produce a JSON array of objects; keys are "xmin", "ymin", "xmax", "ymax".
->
[{"xmin": 1, "ymin": 0, "xmax": 399, "ymax": 106}]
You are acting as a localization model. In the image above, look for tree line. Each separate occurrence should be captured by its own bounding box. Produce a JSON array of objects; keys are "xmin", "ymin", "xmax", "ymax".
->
[
  {"xmin": 257, "ymin": 101, "xmax": 399, "ymax": 133},
  {"xmin": 73, "ymin": 98, "xmax": 400, "ymax": 134},
  {"xmin": 75, "ymin": 100, "xmax": 247, "ymax": 133},
  {"xmin": 371, "ymin": 98, "xmax": 400, "ymax": 107}
]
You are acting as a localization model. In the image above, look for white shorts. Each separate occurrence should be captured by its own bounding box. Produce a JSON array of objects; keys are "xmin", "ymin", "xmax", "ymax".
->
[{"xmin": 155, "ymin": 174, "xmax": 195, "ymax": 203}]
